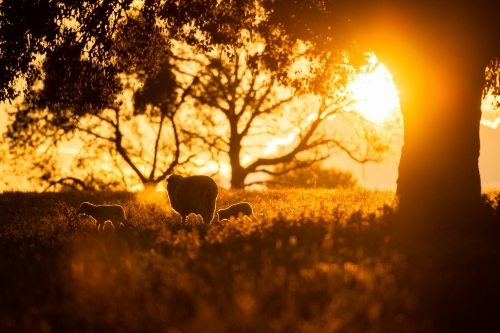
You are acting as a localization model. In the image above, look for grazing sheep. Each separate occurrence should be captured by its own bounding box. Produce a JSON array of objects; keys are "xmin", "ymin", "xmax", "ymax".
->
[
  {"xmin": 166, "ymin": 174, "xmax": 218, "ymax": 225},
  {"xmin": 77, "ymin": 202, "xmax": 129, "ymax": 231},
  {"xmin": 218, "ymin": 202, "xmax": 259, "ymax": 223}
]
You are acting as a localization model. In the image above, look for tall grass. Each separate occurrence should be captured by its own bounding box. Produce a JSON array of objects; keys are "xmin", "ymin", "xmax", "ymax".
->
[{"xmin": 0, "ymin": 189, "xmax": 498, "ymax": 332}]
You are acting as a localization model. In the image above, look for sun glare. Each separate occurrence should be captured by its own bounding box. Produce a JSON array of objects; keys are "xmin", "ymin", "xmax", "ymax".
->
[{"xmin": 348, "ymin": 60, "xmax": 400, "ymax": 123}]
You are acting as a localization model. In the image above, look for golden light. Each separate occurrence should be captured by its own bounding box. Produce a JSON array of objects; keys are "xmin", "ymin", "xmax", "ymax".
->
[
  {"xmin": 481, "ymin": 93, "xmax": 500, "ymax": 129},
  {"xmin": 348, "ymin": 57, "xmax": 400, "ymax": 123}
]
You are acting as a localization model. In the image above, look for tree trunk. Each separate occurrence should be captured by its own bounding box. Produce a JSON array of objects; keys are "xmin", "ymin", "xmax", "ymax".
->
[
  {"xmin": 230, "ymin": 168, "xmax": 247, "ymax": 189},
  {"xmin": 394, "ymin": 63, "xmax": 484, "ymax": 223},
  {"xmin": 359, "ymin": 4, "xmax": 498, "ymax": 226},
  {"xmin": 228, "ymin": 135, "xmax": 247, "ymax": 189},
  {"xmin": 230, "ymin": 158, "xmax": 247, "ymax": 189},
  {"xmin": 143, "ymin": 181, "xmax": 160, "ymax": 192}
]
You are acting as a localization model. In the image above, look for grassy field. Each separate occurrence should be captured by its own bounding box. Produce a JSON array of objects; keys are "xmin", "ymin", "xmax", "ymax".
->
[{"xmin": 0, "ymin": 189, "xmax": 499, "ymax": 333}]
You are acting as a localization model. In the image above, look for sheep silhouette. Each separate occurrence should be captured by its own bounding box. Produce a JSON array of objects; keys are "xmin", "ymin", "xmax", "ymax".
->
[
  {"xmin": 77, "ymin": 202, "xmax": 129, "ymax": 231},
  {"xmin": 218, "ymin": 202, "xmax": 259, "ymax": 222},
  {"xmin": 166, "ymin": 174, "xmax": 218, "ymax": 225}
]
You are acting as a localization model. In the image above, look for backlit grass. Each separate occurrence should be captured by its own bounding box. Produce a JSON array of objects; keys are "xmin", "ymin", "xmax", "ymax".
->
[{"xmin": 0, "ymin": 189, "xmax": 498, "ymax": 332}]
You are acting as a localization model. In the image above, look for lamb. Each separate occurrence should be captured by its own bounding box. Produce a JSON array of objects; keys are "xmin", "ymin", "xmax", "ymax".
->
[
  {"xmin": 166, "ymin": 174, "xmax": 218, "ymax": 225},
  {"xmin": 217, "ymin": 202, "xmax": 259, "ymax": 223},
  {"xmin": 77, "ymin": 202, "xmax": 129, "ymax": 231}
]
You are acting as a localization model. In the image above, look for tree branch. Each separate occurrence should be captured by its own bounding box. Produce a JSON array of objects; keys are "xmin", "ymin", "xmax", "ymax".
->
[
  {"xmin": 150, "ymin": 112, "xmax": 165, "ymax": 179},
  {"xmin": 43, "ymin": 177, "xmax": 88, "ymax": 192}
]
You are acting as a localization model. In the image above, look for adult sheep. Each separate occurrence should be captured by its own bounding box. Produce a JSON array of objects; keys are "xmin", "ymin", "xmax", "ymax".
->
[{"xmin": 166, "ymin": 174, "xmax": 218, "ymax": 225}]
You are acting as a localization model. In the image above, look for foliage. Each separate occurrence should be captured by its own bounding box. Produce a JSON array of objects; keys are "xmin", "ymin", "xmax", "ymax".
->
[
  {"xmin": 485, "ymin": 59, "xmax": 500, "ymax": 108},
  {"xmin": 0, "ymin": 189, "xmax": 499, "ymax": 332},
  {"xmin": 0, "ymin": 1, "xmax": 385, "ymax": 115},
  {"xmin": 267, "ymin": 162, "xmax": 358, "ymax": 189},
  {"xmin": 3, "ymin": 0, "xmax": 498, "ymax": 108},
  {"xmin": 0, "ymin": 0, "xmax": 262, "ymax": 108}
]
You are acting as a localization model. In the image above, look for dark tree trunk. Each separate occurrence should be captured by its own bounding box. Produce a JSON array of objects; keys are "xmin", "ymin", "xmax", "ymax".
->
[
  {"xmin": 358, "ymin": 2, "xmax": 500, "ymax": 225},
  {"xmin": 229, "ymin": 147, "xmax": 247, "ymax": 189},
  {"xmin": 230, "ymin": 166, "xmax": 247, "ymax": 189},
  {"xmin": 393, "ymin": 60, "xmax": 484, "ymax": 222},
  {"xmin": 228, "ymin": 135, "xmax": 247, "ymax": 189}
]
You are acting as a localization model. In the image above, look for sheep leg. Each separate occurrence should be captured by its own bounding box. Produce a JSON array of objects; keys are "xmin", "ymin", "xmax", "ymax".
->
[
  {"xmin": 238, "ymin": 212, "xmax": 245, "ymax": 222},
  {"xmin": 250, "ymin": 214, "xmax": 259, "ymax": 223},
  {"xmin": 201, "ymin": 212, "xmax": 211, "ymax": 225},
  {"xmin": 206, "ymin": 201, "xmax": 216, "ymax": 225},
  {"xmin": 118, "ymin": 218, "xmax": 129, "ymax": 228}
]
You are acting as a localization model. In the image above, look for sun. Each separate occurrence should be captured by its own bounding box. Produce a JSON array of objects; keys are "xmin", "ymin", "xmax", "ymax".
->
[{"xmin": 348, "ymin": 57, "xmax": 400, "ymax": 123}]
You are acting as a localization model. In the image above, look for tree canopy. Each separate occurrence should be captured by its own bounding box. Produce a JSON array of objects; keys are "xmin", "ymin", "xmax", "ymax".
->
[
  {"xmin": 0, "ymin": 0, "xmax": 372, "ymax": 112},
  {"xmin": 2, "ymin": 0, "xmax": 499, "ymax": 108}
]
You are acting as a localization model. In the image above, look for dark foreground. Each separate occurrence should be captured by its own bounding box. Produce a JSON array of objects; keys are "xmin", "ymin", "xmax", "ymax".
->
[{"xmin": 0, "ymin": 189, "xmax": 499, "ymax": 333}]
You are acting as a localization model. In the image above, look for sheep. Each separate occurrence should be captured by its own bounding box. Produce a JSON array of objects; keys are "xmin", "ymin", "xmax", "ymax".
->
[
  {"xmin": 217, "ymin": 202, "xmax": 259, "ymax": 223},
  {"xmin": 77, "ymin": 202, "xmax": 129, "ymax": 231},
  {"xmin": 166, "ymin": 174, "xmax": 218, "ymax": 225}
]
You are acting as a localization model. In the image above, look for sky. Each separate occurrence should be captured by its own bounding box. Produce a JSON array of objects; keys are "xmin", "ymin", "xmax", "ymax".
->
[{"xmin": 479, "ymin": 97, "xmax": 500, "ymax": 189}]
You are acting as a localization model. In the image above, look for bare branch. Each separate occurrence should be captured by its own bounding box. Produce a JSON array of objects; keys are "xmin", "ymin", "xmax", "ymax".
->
[
  {"xmin": 42, "ymin": 177, "xmax": 88, "ymax": 192},
  {"xmin": 150, "ymin": 113, "xmax": 165, "ymax": 179}
]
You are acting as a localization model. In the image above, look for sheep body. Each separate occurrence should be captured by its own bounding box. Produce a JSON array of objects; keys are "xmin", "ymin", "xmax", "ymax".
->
[
  {"xmin": 218, "ymin": 202, "xmax": 258, "ymax": 222},
  {"xmin": 77, "ymin": 202, "xmax": 129, "ymax": 231},
  {"xmin": 166, "ymin": 174, "xmax": 218, "ymax": 224}
]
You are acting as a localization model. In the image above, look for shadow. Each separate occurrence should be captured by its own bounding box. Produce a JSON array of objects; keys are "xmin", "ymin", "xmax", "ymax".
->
[{"xmin": 387, "ymin": 195, "xmax": 500, "ymax": 332}]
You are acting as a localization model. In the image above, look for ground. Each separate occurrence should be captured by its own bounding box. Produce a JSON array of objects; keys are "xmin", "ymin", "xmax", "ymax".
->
[{"xmin": 0, "ymin": 189, "xmax": 499, "ymax": 332}]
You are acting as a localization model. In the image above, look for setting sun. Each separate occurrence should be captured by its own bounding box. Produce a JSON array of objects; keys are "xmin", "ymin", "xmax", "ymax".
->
[{"xmin": 348, "ymin": 60, "xmax": 400, "ymax": 123}]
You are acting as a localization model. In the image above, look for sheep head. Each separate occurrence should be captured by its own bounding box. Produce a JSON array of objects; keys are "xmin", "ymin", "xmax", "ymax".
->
[
  {"xmin": 166, "ymin": 174, "xmax": 183, "ymax": 192},
  {"xmin": 77, "ymin": 202, "xmax": 93, "ymax": 215}
]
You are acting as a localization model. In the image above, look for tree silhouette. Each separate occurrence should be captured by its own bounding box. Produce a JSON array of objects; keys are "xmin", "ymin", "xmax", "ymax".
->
[
  {"xmin": 4, "ymin": 40, "xmax": 202, "ymax": 191},
  {"xmin": 0, "ymin": 0, "xmax": 259, "ymax": 108},
  {"xmin": 176, "ymin": 44, "xmax": 392, "ymax": 188}
]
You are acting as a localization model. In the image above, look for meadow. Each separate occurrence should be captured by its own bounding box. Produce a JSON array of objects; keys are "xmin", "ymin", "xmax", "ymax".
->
[{"xmin": 0, "ymin": 189, "xmax": 499, "ymax": 333}]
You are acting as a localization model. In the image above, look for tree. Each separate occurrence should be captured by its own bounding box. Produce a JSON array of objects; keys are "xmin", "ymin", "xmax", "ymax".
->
[
  {"xmin": 4, "ymin": 50, "xmax": 202, "ymax": 192},
  {"xmin": 267, "ymin": 162, "xmax": 358, "ymax": 189},
  {"xmin": 176, "ymin": 43, "xmax": 392, "ymax": 188}
]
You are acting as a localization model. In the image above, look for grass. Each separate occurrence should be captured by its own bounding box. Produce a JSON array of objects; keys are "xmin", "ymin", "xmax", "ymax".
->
[{"xmin": 0, "ymin": 189, "xmax": 499, "ymax": 332}]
